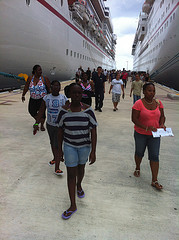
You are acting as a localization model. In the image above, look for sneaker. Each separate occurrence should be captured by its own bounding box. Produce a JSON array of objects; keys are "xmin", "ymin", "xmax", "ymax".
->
[
  {"xmin": 48, "ymin": 160, "xmax": 55, "ymax": 166},
  {"xmin": 99, "ymin": 109, "xmax": 102, "ymax": 112},
  {"xmin": 54, "ymin": 169, "xmax": 64, "ymax": 176}
]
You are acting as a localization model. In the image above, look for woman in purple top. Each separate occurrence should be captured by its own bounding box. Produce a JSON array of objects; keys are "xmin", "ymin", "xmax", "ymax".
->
[{"xmin": 57, "ymin": 83, "xmax": 97, "ymax": 220}]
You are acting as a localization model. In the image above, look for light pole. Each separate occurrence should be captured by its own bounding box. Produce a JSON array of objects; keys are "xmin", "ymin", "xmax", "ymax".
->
[{"xmin": 126, "ymin": 61, "xmax": 128, "ymax": 71}]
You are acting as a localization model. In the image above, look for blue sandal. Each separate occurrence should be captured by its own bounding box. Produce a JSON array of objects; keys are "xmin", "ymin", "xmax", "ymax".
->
[
  {"xmin": 62, "ymin": 209, "xmax": 77, "ymax": 220},
  {"xmin": 77, "ymin": 189, "xmax": 85, "ymax": 198}
]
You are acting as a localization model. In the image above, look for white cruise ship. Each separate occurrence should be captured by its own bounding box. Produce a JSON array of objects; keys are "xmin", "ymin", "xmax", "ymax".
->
[
  {"xmin": 0, "ymin": 0, "xmax": 116, "ymax": 91},
  {"xmin": 132, "ymin": 0, "xmax": 179, "ymax": 90}
]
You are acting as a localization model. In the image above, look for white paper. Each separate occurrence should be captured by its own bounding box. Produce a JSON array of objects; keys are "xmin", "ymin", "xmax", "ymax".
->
[{"xmin": 152, "ymin": 128, "xmax": 174, "ymax": 138}]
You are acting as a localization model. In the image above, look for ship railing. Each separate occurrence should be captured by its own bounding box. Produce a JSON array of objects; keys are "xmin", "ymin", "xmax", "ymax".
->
[
  {"xmin": 0, "ymin": 72, "xmax": 26, "ymax": 92},
  {"xmin": 0, "ymin": 72, "xmax": 25, "ymax": 81}
]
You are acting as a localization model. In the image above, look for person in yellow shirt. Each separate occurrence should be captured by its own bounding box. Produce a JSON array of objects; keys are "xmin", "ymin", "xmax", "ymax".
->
[{"xmin": 130, "ymin": 73, "xmax": 143, "ymax": 104}]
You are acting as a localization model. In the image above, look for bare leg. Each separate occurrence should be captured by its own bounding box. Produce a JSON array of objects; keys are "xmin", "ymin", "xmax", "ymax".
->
[
  {"xmin": 40, "ymin": 118, "xmax": 45, "ymax": 131},
  {"xmin": 67, "ymin": 166, "xmax": 77, "ymax": 211},
  {"xmin": 150, "ymin": 161, "xmax": 159, "ymax": 182},
  {"xmin": 77, "ymin": 164, "xmax": 85, "ymax": 192},
  {"xmin": 34, "ymin": 115, "xmax": 45, "ymax": 130},
  {"xmin": 135, "ymin": 154, "xmax": 142, "ymax": 170},
  {"xmin": 51, "ymin": 146, "xmax": 60, "ymax": 171},
  {"xmin": 134, "ymin": 154, "xmax": 142, "ymax": 177},
  {"xmin": 150, "ymin": 161, "xmax": 163, "ymax": 189},
  {"xmin": 113, "ymin": 102, "xmax": 118, "ymax": 110}
]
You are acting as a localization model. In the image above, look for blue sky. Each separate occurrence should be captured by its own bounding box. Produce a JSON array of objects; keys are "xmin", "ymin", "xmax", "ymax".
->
[{"xmin": 105, "ymin": 0, "xmax": 144, "ymax": 70}]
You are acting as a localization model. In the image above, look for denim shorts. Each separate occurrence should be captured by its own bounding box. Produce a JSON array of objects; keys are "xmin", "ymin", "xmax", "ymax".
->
[
  {"xmin": 134, "ymin": 131, "xmax": 160, "ymax": 162},
  {"xmin": 63, "ymin": 143, "xmax": 91, "ymax": 167},
  {"xmin": 133, "ymin": 94, "xmax": 141, "ymax": 104}
]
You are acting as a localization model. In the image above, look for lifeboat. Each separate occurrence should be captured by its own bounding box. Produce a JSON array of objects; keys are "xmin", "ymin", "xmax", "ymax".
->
[
  {"xmin": 142, "ymin": 2, "xmax": 151, "ymax": 14},
  {"xmin": 91, "ymin": 23, "xmax": 96, "ymax": 32},
  {"xmin": 83, "ymin": 11, "xmax": 89, "ymax": 24},
  {"xmin": 145, "ymin": 0, "xmax": 154, "ymax": 4}
]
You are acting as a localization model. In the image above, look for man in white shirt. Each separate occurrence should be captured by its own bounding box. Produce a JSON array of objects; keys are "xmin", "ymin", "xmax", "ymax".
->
[{"xmin": 109, "ymin": 72, "xmax": 125, "ymax": 111}]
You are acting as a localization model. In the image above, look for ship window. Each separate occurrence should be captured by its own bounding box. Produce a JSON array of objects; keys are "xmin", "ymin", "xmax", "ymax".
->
[
  {"xmin": 26, "ymin": 0, "xmax": 30, "ymax": 6},
  {"xmin": 66, "ymin": 49, "xmax": 68, "ymax": 55},
  {"xmin": 61, "ymin": 0, "xmax": 63, "ymax": 7},
  {"xmin": 173, "ymin": 12, "xmax": 175, "ymax": 20}
]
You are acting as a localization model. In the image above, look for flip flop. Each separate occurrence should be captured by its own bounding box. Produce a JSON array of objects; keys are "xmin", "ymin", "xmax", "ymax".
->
[
  {"xmin": 62, "ymin": 209, "xmax": 77, "ymax": 220},
  {"xmin": 48, "ymin": 160, "xmax": 55, "ymax": 166},
  {"xmin": 77, "ymin": 189, "xmax": 85, "ymax": 198},
  {"xmin": 134, "ymin": 170, "xmax": 140, "ymax": 177},
  {"xmin": 54, "ymin": 169, "xmax": 64, "ymax": 176},
  {"xmin": 151, "ymin": 181, "xmax": 163, "ymax": 190}
]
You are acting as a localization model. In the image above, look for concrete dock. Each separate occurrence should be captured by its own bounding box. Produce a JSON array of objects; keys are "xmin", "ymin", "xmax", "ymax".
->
[{"xmin": 0, "ymin": 80, "xmax": 178, "ymax": 240}]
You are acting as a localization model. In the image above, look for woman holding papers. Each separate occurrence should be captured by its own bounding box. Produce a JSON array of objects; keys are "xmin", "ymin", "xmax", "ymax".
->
[{"xmin": 131, "ymin": 82, "xmax": 166, "ymax": 190}]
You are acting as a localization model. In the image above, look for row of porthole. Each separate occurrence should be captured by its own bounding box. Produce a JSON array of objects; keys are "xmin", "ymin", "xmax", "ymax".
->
[
  {"xmin": 66, "ymin": 49, "xmax": 103, "ymax": 62},
  {"xmin": 146, "ymin": 11, "xmax": 175, "ymax": 47},
  {"xmin": 26, "ymin": 0, "xmax": 64, "ymax": 6},
  {"xmin": 134, "ymin": 55, "xmax": 172, "ymax": 68}
]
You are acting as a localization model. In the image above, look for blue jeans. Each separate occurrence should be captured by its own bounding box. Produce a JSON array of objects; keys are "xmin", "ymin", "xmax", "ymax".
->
[
  {"xmin": 134, "ymin": 131, "xmax": 160, "ymax": 162},
  {"xmin": 133, "ymin": 94, "xmax": 141, "ymax": 104},
  {"xmin": 63, "ymin": 143, "xmax": 91, "ymax": 167}
]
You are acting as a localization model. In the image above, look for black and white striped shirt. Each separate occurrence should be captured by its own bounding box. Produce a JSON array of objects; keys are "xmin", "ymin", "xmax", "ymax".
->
[{"xmin": 57, "ymin": 107, "xmax": 97, "ymax": 148}]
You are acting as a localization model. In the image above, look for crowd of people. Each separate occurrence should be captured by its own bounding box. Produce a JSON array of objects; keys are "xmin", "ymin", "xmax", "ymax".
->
[{"xmin": 22, "ymin": 64, "xmax": 166, "ymax": 220}]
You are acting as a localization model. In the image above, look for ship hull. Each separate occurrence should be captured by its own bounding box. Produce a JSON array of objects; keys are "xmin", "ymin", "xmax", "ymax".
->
[
  {"xmin": 132, "ymin": 0, "xmax": 179, "ymax": 91},
  {"xmin": 0, "ymin": 0, "xmax": 115, "ymax": 91}
]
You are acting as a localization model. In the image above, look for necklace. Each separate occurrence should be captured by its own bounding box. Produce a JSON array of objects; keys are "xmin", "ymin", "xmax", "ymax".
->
[{"xmin": 144, "ymin": 98, "xmax": 154, "ymax": 104}]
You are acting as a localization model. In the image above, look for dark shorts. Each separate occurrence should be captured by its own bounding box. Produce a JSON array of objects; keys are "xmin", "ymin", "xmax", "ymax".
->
[
  {"xmin": 28, "ymin": 97, "xmax": 46, "ymax": 120},
  {"xmin": 46, "ymin": 123, "xmax": 59, "ymax": 149},
  {"xmin": 134, "ymin": 131, "xmax": 160, "ymax": 162}
]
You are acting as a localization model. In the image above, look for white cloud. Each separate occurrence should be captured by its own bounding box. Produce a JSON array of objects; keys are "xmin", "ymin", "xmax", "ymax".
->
[
  {"xmin": 112, "ymin": 17, "xmax": 138, "ymax": 70},
  {"xmin": 105, "ymin": 0, "xmax": 143, "ymax": 70}
]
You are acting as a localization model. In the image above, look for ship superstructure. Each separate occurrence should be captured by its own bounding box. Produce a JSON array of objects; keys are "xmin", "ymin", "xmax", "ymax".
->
[
  {"xmin": 0, "ymin": 0, "xmax": 116, "ymax": 90},
  {"xmin": 132, "ymin": 0, "xmax": 179, "ymax": 90}
]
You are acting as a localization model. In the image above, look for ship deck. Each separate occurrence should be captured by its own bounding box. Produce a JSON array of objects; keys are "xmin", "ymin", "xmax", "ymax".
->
[{"xmin": 0, "ymin": 80, "xmax": 179, "ymax": 240}]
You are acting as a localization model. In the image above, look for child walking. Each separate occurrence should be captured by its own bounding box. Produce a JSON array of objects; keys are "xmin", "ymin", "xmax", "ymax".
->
[
  {"xmin": 56, "ymin": 83, "xmax": 97, "ymax": 219},
  {"xmin": 109, "ymin": 72, "xmax": 125, "ymax": 111},
  {"xmin": 33, "ymin": 80, "xmax": 69, "ymax": 175}
]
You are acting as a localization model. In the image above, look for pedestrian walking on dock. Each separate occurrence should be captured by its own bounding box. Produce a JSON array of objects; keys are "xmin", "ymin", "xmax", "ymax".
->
[
  {"xmin": 33, "ymin": 80, "xmax": 69, "ymax": 175},
  {"xmin": 21, "ymin": 65, "xmax": 50, "ymax": 131},
  {"xmin": 121, "ymin": 69, "xmax": 128, "ymax": 88},
  {"xmin": 92, "ymin": 66, "xmax": 106, "ymax": 112},
  {"xmin": 79, "ymin": 72, "xmax": 94, "ymax": 106},
  {"xmin": 56, "ymin": 83, "xmax": 97, "ymax": 219},
  {"xmin": 132, "ymin": 82, "xmax": 166, "ymax": 190},
  {"xmin": 130, "ymin": 73, "xmax": 143, "ymax": 104},
  {"xmin": 109, "ymin": 72, "xmax": 124, "ymax": 111}
]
